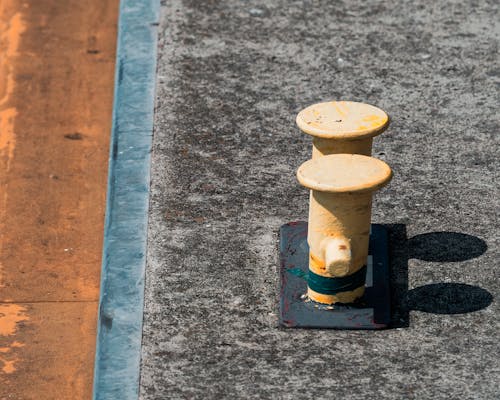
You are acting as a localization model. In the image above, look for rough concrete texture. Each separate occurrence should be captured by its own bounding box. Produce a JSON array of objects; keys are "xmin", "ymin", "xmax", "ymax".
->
[{"xmin": 141, "ymin": 0, "xmax": 499, "ymax": 399}]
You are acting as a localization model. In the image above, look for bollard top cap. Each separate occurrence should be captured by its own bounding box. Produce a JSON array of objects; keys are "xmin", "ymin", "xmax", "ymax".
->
[
  {"xmin": 297, "ymin": 154, "xmax": 392, "ymax": 193},
  {"xmin": 296, "ymin": 101, "xmax": 389, "ymax": 139}
]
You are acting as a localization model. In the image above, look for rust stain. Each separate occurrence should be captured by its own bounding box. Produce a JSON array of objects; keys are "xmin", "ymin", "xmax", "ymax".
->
[{"xmin": 0, "ymin": 304, "xmax": 28, "ymax": 336}]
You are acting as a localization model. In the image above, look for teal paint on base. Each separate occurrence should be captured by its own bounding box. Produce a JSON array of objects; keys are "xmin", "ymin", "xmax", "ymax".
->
[
  {"xmin": 92, "ymin": 1, "xmax": 160, "ymax": 399},
  {"xmin": 288, "ymin": 265, "xmax": 368, "ymax": 295}
]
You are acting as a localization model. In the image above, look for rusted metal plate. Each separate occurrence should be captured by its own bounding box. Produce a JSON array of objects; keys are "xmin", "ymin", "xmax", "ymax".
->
[
  {"xmin": 0, "ymin": 0, "xmax": 118, "ymax": 398},
  {"xmin": 279, "ymin": 221, "xmax": 390, "ymax": 329}
]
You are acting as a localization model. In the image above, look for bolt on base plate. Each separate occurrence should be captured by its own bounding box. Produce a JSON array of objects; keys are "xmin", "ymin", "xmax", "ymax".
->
[{"xmin": 279, "ymin": 221, "xmax": 390, "ymax": 329}]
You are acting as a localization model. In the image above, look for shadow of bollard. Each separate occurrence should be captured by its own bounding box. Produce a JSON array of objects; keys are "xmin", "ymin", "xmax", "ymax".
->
[
  {"xmin": 386, "ymin": 224, "xmax": 410, "ymax": 327},
  {"xmin": 409, "ymin": 232, "xmax": 488, "ymax": 262},
  {"xmin": 407, "ymin": 283, "xmax": 493, "ymax": 314},
  {"xmin": 387, "ymin": 226, "xmax": 492, "ymax": 327}
]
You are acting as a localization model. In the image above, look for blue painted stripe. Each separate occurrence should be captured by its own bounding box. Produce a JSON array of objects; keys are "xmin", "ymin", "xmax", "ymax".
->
[{"xmin": 92, "ymin": 1, "xmax": 160, "ymax": 399}]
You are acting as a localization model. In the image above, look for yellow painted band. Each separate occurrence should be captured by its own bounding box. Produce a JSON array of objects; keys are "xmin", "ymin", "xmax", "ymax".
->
[{"xmin": 307, "ymin": 285, "xmax": 365, "ymax": 305}]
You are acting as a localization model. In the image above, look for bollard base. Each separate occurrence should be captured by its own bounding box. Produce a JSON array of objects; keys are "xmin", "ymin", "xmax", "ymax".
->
[{"xmin": 279, "ymin": 221, "xmax": 390, "ymax": 329}]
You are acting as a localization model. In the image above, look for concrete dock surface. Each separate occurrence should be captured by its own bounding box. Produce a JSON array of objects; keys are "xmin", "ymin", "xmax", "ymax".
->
[{"xmin": 141, "ymin": 1, "xmax": 499, "ymax": 399}]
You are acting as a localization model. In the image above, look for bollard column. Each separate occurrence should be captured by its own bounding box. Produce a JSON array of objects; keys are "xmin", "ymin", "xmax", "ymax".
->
[
  {"xmin": 296, "ymin": 154, "xmax": 392, "ymax": 305},
  {"xmin": 296, "ymin": 101, "xmax": 389, "ymax": 157}
]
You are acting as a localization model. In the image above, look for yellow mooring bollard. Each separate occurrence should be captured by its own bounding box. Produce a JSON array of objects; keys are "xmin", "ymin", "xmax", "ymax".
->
[
  {"xmin": 296, "ymin": 154, "xmax": 392, "ymax": 305},
  {"xmin": 296, "ymin": 100, "xmax": 389, "ymax": 157},
  {"xmin": 279, "ymin": 102, "xmax": 393, "ymax": 328}
]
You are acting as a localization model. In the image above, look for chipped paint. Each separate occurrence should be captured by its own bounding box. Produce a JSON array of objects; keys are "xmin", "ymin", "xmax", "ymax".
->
[
  {"xmin": 0, "ymin": 108, "xmax": 16, "ymax": 169},
  {"xmin": 0, "ymin": 304, "xmax": 28, "ymax": 336},
  {"xmin": 0, "ymin": 341, "xmax": 25, "ymax": 374},
  {"xmin": 0, "ymin": 8, "xmax": 25, "ymax": 106},
  {"xmin": 0, "ymin": 1, "xmax": 25, "ymax": 289},
  {"xmin": 0, "ymin": 304, "xmax": 28, "ymax": 374}
]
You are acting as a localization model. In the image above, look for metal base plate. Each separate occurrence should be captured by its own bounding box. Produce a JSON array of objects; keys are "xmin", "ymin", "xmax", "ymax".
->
[{"xmin": 279, "ymin": 222, "xmax": 390, "ymax": 329}]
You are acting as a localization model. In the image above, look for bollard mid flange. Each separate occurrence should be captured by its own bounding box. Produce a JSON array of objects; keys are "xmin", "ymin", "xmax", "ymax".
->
[
  {"xmin": 297, "ymin": 154, "xmax": 392, "ymax": 305},
  {"xmin": 278, "ymin": 221, "xmax": 390, "ymax": 329}
]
